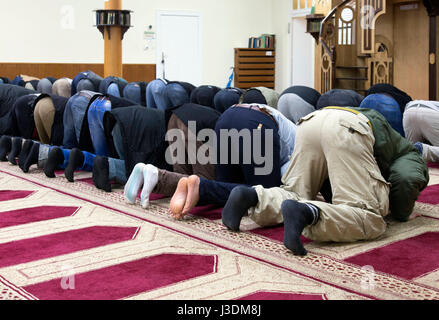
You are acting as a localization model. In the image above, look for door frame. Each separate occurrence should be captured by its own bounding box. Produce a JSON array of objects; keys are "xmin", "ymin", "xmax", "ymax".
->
[
  {"xmin": 288, "ymin": 11, "xmax": 315, "ymax": 88},
  {"xmin": 156, "ymin": 10, "xmax": 203, "ymax": 84}
]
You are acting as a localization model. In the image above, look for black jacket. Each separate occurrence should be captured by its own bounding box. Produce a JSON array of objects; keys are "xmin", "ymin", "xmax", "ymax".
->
[
  {"xmin": 9, "ymin": 93, "xmax": 40, "ymax": 138},
  {"xmin": 169, "ymin": 103, "xmax": 221, "ymax": 136},
  {"xmin": 104, "ymin": 106, "xmax": 171, "ymax": 177},
  {"xmin": 78, "ymin": 94, "xmax": 138, "ymax": 153},
  {"xmin": 0, "ymin": 84, "xmax": 35, "ymax": 135}
]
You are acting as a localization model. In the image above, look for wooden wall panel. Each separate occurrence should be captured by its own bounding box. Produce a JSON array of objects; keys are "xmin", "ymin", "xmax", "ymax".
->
[
  {"xmin": 0, "ymin": 63, "xmax": 156, "ymax": 83},
  {"xmin": 437, "ymin": 18, "xmax": 439, "ymax": 98},
  {"xmin": 393, "ymin": 3, "xmax": 429, "ymax": 100}
]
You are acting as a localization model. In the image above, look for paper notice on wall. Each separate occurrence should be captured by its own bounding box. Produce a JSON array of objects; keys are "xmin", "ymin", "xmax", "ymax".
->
[
  {"xmin": 144, "ymin": 31, "xmax": 156, "ymax": 51},
  {"xmin": 400, "ymin": 3, "xmax": 418, "ymax": 11}
]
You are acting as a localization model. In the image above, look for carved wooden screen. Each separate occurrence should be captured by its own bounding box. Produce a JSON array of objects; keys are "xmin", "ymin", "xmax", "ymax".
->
[
  {"xmin": 320, "ymin": 13, "xmax": 337, "ymax": 92},
  {"xmin": 360, "ymin": 0, "xmax": 386, "ymax": 54},
  {"xmin": 366, "ymin": 43, "xmax": 393, "ymax": 87},
  {"xmin": 321, "ymin": 51, "xmax": 334, "ymax": 93}
]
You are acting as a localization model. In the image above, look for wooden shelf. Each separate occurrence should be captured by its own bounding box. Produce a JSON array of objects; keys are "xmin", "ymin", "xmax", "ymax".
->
[
  {"xmin": 306, "ymin": 14, "xmax": 325, "ymax": 42},
  {"xmin": 234, "ymin": 48, "xmax": 275, "ymax": 89},
  {"xmin": 94, "ymin": 9, "xmax": 133, "ymax": 40}
]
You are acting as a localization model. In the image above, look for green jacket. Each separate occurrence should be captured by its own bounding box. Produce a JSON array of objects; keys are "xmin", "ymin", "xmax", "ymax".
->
[{"xmin": 355, "ymin": 108, "xmax": 429, "ymax": 221}]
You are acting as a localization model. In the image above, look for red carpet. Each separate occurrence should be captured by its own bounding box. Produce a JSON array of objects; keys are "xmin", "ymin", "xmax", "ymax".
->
[
  {"xmin": 0, "ymin": 226, "xmax": 138, "ymax": 268},
  {"xmin": 345, "ymin": 232, "xmax": 439, "ymax": 280},
  {"xmin": 0, "ymin": 163, "xmax": 439, "ymax": 300},
  {"xmin": 23, "ymin": 254, "xmax": 216, "ymax": 300},
  {"xmin": 0, "ymin": 190, "xmax": 34, "ymax": 202},
  {"xmin": 0, "ymin": 206, "xmax": 79, "ymax": 228}
]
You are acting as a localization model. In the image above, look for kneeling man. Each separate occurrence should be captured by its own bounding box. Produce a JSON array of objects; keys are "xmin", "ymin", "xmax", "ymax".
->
[{"xmin": 221, "ymin": 107, "xmax": 428, "ymax": 256}]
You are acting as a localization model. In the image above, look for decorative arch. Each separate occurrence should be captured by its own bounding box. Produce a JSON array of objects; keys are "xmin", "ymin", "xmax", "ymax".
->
[
  {"xmin": 374, "ymin": 34, "xmax": 393, "ymax": 57},
  {"xmin": 366, "ymin": 39, "xmax": 393, "ymax": 88},
  {"xmin": 360, "ymin": 0, "xmax": 387, "ymax": 54}
]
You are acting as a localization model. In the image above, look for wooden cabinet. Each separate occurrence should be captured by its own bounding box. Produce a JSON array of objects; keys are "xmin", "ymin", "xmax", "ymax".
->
[{"xmin": 234, "ymin": 48, "xmax": 276, "ymax": 89}]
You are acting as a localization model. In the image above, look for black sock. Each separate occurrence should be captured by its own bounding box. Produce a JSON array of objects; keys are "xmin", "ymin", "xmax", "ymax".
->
[
  {"xmin": 8, "ymin": 137, "xmax": 23, "ymax": 165},
  {"xmin": 22, "ymin": 143, "xmax": 40, "ymax": 173},
  {"xmin": 65, "ymin": 148, "xmax": 84, "ymax": 182},
  {"xmin": 222, "ymin": 186, "xmax": 258, "ymax": 232},
  {"xmin": 0, "ymin": 136, "xmax": 12, "ymax": 161},
  {"xmin": 281, "ymin": 200, "xmax": 320, "ymax": 256},
  {"xmin": 18, "ymin": 140, "xmax": 34, "ymax": 170},
  {"xmin": 93, "ymin": 156, "xmax": 111, "ymax": 192},
  {"xmin": 44, "ymin": 147, "xmax": 64, "ymax": 178}
]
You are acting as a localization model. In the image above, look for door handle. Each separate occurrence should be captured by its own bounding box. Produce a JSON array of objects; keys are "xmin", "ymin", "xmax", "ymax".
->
[{"xmin": 161, "ymin": 52, "xmax": 166, "ymax": 79}]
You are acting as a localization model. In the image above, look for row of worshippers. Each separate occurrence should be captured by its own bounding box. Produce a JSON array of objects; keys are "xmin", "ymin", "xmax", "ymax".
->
[{"xmin": 0, "ymin": 77, "xmax": 435, "ymax": 255}]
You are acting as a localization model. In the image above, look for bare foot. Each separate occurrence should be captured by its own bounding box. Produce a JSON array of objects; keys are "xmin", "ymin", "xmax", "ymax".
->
[
  {"xmin": 182, "ymin": 175, "xmax": 200, "ymax": 217},
  {"xmin": 170, "ymin": 177, "xmax": 188, "ymax": 219}
]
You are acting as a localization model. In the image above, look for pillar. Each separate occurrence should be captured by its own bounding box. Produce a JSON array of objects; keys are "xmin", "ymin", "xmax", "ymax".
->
[
  {"xmin": 104, "ymin": 0, "xmax": 123, "ymax": 78},
  {"xmin": 429, "ymin": 15, "xmax": 437, "ymax": 100}
]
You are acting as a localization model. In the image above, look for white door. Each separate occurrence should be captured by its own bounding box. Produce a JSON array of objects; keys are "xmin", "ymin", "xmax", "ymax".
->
[
  {"xmin": 156, "ymin": 11, "xmax": 202, "ymax": 86},
  {"xmin": 291, "ymin": 17, "xmax": 315, "ymax": 88}
]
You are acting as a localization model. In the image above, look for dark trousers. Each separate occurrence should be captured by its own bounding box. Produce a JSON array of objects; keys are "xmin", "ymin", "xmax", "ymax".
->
[
  {"xmin": 199, "ymin": 107, "xmax": 281, "ymax": 206},
  {"xmin": 152, "ymin": 114, "xmax": 216, "ymax": 197}
]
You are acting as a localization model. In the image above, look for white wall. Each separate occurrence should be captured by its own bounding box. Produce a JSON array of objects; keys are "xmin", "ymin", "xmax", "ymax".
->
[
  {"xmin": 271, "ymin": 0, "xmax": 293, "ymax": 93},
  {"xmin": 0, "ymin": 0, "xmax": 104, "ymax": 63},
  {"xmin": 290, "ymin": 17, "xmax": 315, "ymax": 88},
  {"xmin": 0, "ymin": 0, "xmax": 274, "ymax": 88},
  {"xmin": 124, "ymin": 0, "xmax": 273, "ymax": 87}
]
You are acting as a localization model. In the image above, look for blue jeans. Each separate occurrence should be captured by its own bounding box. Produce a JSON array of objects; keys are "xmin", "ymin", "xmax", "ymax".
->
[
  {"xmin": 88, "ymin": 97, "xmax": 112, "ymax": 156},
  {"xmin": 63, "ymin": 92, "xmax": 94, "ymax": 149},
  {"xmin": 38, "ymin": 144, "xmax": 95, "ymax": 171},
  {"xmin": 165, "ymin": 83, "xmax": 190, "ymax": 108},
  {"xmin": 146, "ymin": 80, "xmax": 169, "ymax": 110},
  {"xmin": 107, "ymin": 83, "xmax": 121, "ymax": 97},
  {"xmin": 360, "ymin": 93, "xmax": 405, "ymax": 137},
  {"xmin": 123, "ymin": 83, "xmax": 143, "ymax": 105},
  {"xmin": 38, "ymin": 145, "xmax": 69, "ymax": 169},
  {"xmin": 108, "ymin": 158, "xmax": 127, "ymax": 184},
  {"xmin": 79, "ymin": 151, "xmax": 95, "ymax": 171},
  {"xmin": 64, "ymin": 149, "xmax": 95, "ymax": 171}
]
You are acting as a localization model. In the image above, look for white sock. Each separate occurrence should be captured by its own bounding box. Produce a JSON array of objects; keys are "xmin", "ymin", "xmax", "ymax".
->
[
  {"xmin": 124, "ymin": 163, "xmax": 146, "ymax": 204},
  {"xmin": 140, "ymin": 164, "xmax": 159, "ymax": 209}
]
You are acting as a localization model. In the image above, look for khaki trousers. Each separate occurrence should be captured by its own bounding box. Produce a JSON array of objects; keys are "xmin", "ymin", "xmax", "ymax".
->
[
  {"xmin": 52, "ymin": 78, "xmax": 72, "ymax": 98},
  {"xmin": 34, "ymin": 97, "xmax": 55, "ymax": 144},
  {"xmin": 152, "ymin": 114, "xmax": 216, "ymax": 196},
  {"xmin": 250, "ymin": 109, "xmax": 390, "ymax": 243}
]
